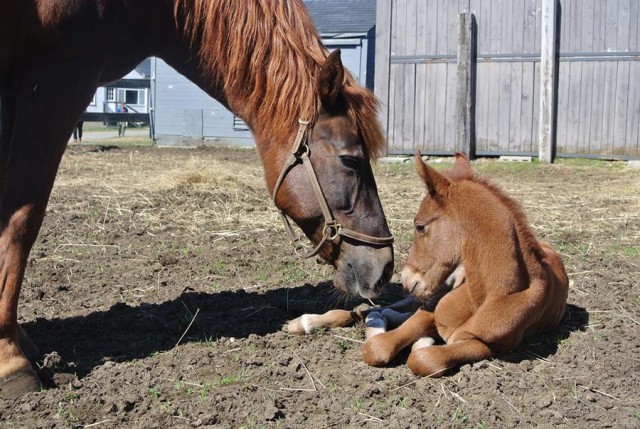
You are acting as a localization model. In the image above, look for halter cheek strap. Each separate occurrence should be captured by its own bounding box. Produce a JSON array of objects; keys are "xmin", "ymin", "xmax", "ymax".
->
[{"xmin": 272, "ymin": 119, "xmax": 394, "ymax": 259}]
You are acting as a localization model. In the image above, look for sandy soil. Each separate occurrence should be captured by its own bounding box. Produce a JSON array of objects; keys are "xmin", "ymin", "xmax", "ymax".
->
[{"xmin": 1, "ymin": 145, "xmax": 639, "ymax": 428}]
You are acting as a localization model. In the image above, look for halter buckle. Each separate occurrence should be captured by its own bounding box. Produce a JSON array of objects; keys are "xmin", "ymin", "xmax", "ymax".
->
[
  {"xmin": 296, "ymin": 142, "xmax": 310, "ymax": 158},
  {"xmin": 323, "ymin": 222, "xmax": 342, "ymax": 241}
]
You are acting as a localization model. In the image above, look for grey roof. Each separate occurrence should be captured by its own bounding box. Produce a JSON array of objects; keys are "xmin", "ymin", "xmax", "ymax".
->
[
  {"xmin": 304, "ymin": 0, "xmax": 376, "ymax": 35},
  {"xmin": 135, "ymin": 58, "xmax": 151, "ymax": 78}
]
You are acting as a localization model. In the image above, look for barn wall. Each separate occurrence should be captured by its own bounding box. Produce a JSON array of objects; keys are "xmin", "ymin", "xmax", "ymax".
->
[
  {"xmin": 378, "ymin": 0, "xmax": 640, "ymax": 158},
  {"xmin": 152, "ymin": 38, "xmax": 371, "ymax": 146},
  {"xmin": 152, "ymin": 58, "xmax": 253, "ymax": 147}
]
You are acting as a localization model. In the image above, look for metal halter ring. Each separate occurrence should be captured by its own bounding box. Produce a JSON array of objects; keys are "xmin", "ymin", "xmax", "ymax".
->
[
  {"xmin": 271, "ymin": 119, "xmax": 394, "ymax": 259},
  {"xmin": 323, "ymin": 223, "xmax": 342, "ymax": 241}
]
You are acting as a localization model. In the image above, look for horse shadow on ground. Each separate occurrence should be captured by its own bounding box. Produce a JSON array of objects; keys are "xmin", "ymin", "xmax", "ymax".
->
[
  {"xmin": 22, "ymin": 286, "xmax": 587, "ymax": 383},
  {"xmin": 23, "ymin": 281, "xmax": 406, "ymax": 383}
]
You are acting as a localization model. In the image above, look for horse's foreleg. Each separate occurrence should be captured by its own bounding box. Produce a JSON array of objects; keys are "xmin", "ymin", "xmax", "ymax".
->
[
  {"xmin": 0, "ymin": 94, "xmax": 43, "ymax": 398},
  {"xmin": 362, "ymin": 309, "xmax": 437, "ymax": 367},
  {"xmin": 0, "ymin": 65, "xmax": 97, "ymax": 398},
  {"xmin": 0, "ymin": 96, "xmax": 16, "ymax": 192},
  {"xmin": 17, "ymin": 324, "xmax": 40, "ymax": 363},
  {"xmin": 407, "ymin": 338, "xmax": 492, "ymax": 377},
  {"xmin": 0, "ymin": 204, "xmax": 47, "ymax": 398}
]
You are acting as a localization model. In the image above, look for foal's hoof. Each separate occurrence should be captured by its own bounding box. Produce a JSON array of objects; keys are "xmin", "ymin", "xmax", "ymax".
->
[{"xmin": 0, "ymin": 368, "xmax": 41, "ymax": 399}]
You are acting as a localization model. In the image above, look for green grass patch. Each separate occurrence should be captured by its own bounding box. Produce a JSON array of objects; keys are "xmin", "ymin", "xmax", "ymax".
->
[
  {"xmin": 608, "ymin": 244, "xmax": 640, "ymax": 257},
  {"xmin": 219, "ymin": 374, "xmax": 244, "ymax": 386},
  {"xmin": 282, "ymin": 262, "xmax": 307, "ymax": 283}
]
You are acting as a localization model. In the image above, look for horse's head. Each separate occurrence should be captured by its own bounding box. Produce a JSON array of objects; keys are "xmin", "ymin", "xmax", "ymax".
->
[
  {"xmin": 271, "ymin": 51, "xmax": 394, "ymax": 299},
  {"xmin": 401, "ymin": 153, "xmax": 473, "ymax": 301}
]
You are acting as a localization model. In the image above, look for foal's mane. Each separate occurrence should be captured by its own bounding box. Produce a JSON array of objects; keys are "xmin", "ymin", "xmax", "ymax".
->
[
  {"xmin": 445, "ymin": 166, "xmax": 545, "ymax": 260},
  {"xmin": 174, "ymin": 0, "xmax": 385, "ymax": 159}
]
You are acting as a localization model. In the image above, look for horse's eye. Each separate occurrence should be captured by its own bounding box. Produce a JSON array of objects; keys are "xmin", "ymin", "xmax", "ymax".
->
[
  {"xmin": 340, "ymin": 155, "xmax": 361, "ymax": 170},
  {"xmin": 415, "ymin": 222, "xmax": 427, "ymax": 234}
]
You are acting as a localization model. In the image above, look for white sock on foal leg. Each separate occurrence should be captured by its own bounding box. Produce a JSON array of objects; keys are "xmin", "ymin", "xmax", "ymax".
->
[
  {"xmin": 364, "ymin": 311, "xmax": 387, "ymax": 339},
  {"xmin": 411, "ymin": 337, "xmax": 436, "ymax": 351}
]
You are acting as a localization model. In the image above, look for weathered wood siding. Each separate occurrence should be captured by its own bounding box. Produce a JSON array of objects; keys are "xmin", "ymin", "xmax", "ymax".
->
[
  {"xmin": 556, "ymin": 0, "xmax": 640, "ymax": 156},
  {"xmin": 153, "ymin": 39, "xmax": 370, "ymax": 146},
  {"xmin": 378, "ymin": 0, "xmax": 640, "ymax": 157}
]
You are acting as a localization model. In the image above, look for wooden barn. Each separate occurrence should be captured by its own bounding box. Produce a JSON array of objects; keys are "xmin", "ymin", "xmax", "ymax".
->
[
  {"xmin": 377, "ymin": 0, "xmax": 640, "ymax": 159},
  {"xmin": 151, "ymin": 0, "xmax": 376, "ymax": 146}
]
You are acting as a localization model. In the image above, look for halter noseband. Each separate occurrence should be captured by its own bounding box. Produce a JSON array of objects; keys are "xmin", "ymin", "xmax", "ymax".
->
[{"xmin": 271, "ymin": 119, "xmax": 394, "ymax": 259}]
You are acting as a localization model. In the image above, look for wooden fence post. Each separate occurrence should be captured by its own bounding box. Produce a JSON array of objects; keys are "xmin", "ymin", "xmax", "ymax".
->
[
  {"xmin": 375, "ymin": 0, "xmax": 393, "ymax": 149},
  {"xmin": 539, "ymin": 0, "xmax": 559, "ymax": 163},
  {"xmin": 456, "ymin": 12, "xmax": 477, "ymax": 159}
]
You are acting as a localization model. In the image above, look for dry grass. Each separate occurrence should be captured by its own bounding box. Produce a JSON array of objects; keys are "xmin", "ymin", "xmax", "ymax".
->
[{"xmin": 54, "ymin": 147, "xmax": 278, "ymax": 240}]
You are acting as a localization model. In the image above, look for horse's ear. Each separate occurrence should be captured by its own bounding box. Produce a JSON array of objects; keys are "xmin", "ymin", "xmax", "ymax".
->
[
  {"xmin": 317, "ymin": 49, "xmax": 345, "ymax": 113},
  {"xmin": 414, "ymin": 152, "xmax": 451, "ymax": 198},
  {"xmin": 451, "ymin": 152, "xmax": 474, "ymax": 179}
]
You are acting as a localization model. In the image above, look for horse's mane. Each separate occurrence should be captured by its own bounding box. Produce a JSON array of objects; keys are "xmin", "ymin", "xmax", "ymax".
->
[
  {"xmin": 444, "ymin": 166, "xmax": 546, "ymax": 261},
  {"xmin": 173, "ymin": 0, "xmax": 385, "ymax": 159}
]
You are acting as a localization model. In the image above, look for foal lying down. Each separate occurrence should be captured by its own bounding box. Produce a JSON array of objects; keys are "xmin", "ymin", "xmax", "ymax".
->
[{"xmin": 289, "ymin": 153, "xmax": 568, "ymax": 377}]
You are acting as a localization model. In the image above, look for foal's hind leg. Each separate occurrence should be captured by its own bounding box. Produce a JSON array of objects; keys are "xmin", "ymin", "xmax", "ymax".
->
[{"xmin": 0, "ymin": 65, "xmax": 97, "ymax": 398}]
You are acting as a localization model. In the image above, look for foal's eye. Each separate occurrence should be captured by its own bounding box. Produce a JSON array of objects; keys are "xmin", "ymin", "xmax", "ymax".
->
[
  {"xmin": 415, "ymin": 221, "xmax": 428, "ymax": 234},
  {"xmin": 340, "ymin": 155, "xmax": 361, "ymax": 171}
]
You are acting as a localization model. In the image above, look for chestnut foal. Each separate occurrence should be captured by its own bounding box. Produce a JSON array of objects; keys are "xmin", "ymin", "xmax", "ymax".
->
[
  {"xmin": 362, "ymin": 153, "xmax": 568, "ymax": 376},
  {"xmin": 290, "ymin": 153, "xmax": 568, "ymax": 377}
]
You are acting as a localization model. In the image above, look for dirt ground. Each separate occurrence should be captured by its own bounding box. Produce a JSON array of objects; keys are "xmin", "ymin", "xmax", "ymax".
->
[{"xmin": 1, "ymin": 144, "xmax": 638, "ymax": 428}]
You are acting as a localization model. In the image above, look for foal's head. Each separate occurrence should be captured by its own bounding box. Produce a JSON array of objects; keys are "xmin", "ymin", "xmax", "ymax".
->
[{"xmin": 400, "ymin": 153, "xmax": 474, "ymax": 301}]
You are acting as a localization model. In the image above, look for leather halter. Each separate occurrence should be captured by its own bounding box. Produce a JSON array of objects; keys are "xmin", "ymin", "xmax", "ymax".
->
[{"xmin": 271, "ymin": 119, "xmax": 394, "ymax": 259}]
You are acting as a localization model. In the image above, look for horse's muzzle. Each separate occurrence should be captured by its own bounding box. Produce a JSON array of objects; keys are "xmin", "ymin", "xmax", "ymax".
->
[{"xmin": 334, "ymin": 244, "xmax": 394, "ymax": 299}]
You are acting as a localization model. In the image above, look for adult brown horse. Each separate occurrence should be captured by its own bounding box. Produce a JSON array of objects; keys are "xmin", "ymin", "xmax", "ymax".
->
[
  {"xmin": 362, "ymin": 153, "xmax": 568, "ymax": 376},
  {"xmin": 0, "ymin": 0, "xmax": 394, "ymax": 397}
]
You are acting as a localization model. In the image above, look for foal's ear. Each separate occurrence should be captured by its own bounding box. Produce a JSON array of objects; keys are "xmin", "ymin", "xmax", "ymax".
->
[
  {"xmin": 451, "ymin": 152, "xmax": 474, "ymax": 179},
  {"xmin": 414, "ymin": 152, "xmax": 451, "ymax": 198},
  {"xmin": 317, "ymin": 49, "xmax": 345, "ymax": 113}
]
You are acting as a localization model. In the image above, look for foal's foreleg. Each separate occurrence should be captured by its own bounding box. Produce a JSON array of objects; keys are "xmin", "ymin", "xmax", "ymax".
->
[
  {"xmin": 287, "ymin": 296, "xmax": 419, "ymax": 335},
  {"xmin": 362, "ymin": 309, "xmax": 438, "ymax": 367},
  {"xmin": 407, "ymin": 338, "xmax": 492, "ymax": 377},
  {"xmin": 287, "ymin": 309, "xmax": 365, "ymax": 335}
]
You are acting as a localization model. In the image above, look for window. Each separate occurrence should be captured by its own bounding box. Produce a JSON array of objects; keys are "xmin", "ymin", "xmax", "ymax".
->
[
  {"xmin": 106, "ymin": 87, "xmax": 146, "ymax": 107},
  {"xmin": 117, "ymin": 89, "xmax": 145, "ymax": 106}
]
